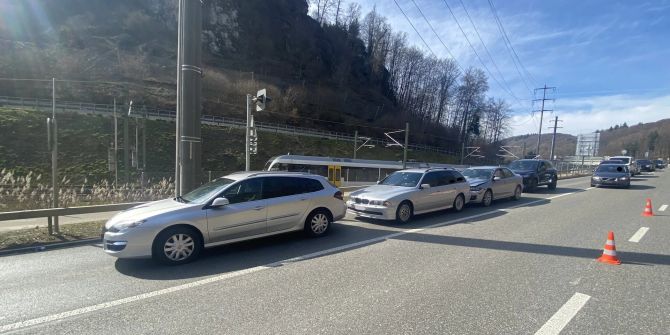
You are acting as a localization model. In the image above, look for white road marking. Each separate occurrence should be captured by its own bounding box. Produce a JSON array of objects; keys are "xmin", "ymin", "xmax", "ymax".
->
[
  {"xmin": 659, "ymin": 204, "xmax": 668, "ymax": 212},
  {"xmin": 628, "ymin": 227, "xmax": 650, "ymax": 243},
  {"xmin": 0, "ymin": 188, "xmax": 591, "ymax": 332},
  {"xmin": 535, "ymin": 293, "xmax": 591, "ymax": 335}
]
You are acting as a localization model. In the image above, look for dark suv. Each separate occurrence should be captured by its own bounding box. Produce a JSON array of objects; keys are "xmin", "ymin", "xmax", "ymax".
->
[{"xmin": 508, "ymin": 159, "xmax": 558, "ymax": 192}]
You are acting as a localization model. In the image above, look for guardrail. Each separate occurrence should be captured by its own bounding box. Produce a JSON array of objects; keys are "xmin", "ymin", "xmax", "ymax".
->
[
  {"xmin": 0, "ymin": 202, "xmax": 145, "ymax": 234},
  {"xmin": 0, "ymin": 95, "xmax": 460, "ymax": 156}
]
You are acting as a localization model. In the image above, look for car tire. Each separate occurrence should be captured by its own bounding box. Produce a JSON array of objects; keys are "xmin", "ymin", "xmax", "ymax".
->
[
  {"xmin": 304, "ymin": 209, "xmax": 332, "ymax": 237},
  {"xmin": 548, "ymin": 177, "xmax": 557, "ymax": 190},
  {"xmin": 152, "ymin": 226, "xmax": 203, "ymax": 265},
  {"xmin": 395, "ymin": 201, "xmax": 413, "ymax": 224},
  {"xmin": 453, "ymin": 194, "xmax": 465, "ymax": 212},
  {"xmin": 512, "ymin": 185, "xmax": 522, "ymax": 201},
  {"xmin": 481, "ymin": 190, "xmax": 493, "ymax": 207}
]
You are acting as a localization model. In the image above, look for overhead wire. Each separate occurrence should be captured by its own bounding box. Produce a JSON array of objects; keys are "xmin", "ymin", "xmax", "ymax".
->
[
  {"xmin": 440, "ymin": 0, "xmax": 524, "ymax": 105},
  {"xmin": 409, "ymin": 0, "xmax": 465, "ymax": 73},
  {"xmin": 392, "ymin": 0, "xmax": 439, "ymax": 58},
  {"xmin": 487, "ymin": 0, "xmax": 538, "ymax": 87},
  {"xmin": 458, "ymin": 0, "xmax": 533, "ymax": 95}
]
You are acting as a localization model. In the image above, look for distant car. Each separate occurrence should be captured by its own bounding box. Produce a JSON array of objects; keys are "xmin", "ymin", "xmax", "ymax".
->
[
  {"xmin": 507, "ymin": 159, "xmax": 558, "ymax": 192},
  {"xmin": 347, "ymin": 168, "xmax": 470, "ymax": 223},
  {"xmin": 591, "ymin": 164, "xmax": 631, "ymax": 188},
  {"xmin": 635, "ymin": 159, "xmax": 655, "ymax": 172},
  {"xmin": 654, "ymin": 159, "xmax": 666, "ymax": 169},
  {"xmin": 462, "ymin": 166, "xmax": 523, "ymax": 206},
  {"xmin": 103, "ymin": 172, "xmax": 346, "ymax": 264},
  {"xmin": 609, "ymin": 156, "xmax": 638, "ymax": 176}
]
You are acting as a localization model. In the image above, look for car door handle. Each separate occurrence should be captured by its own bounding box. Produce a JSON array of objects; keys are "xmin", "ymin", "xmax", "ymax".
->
[{"xmin": 253, "ymin": 206, "xmax": 265, "ymax": 211}]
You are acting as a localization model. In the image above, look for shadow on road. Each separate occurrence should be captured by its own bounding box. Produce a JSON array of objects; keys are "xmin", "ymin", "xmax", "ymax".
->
[
  {"xmin": 525, "ymin": 187, "xmax": 584, "ymax": 195},
  {"xmin": 628, "ymin": 184, "xmax": 656, "ymax": 190},
  {"xmin": 115, "ymin": 201, "xmax": 523, "ymax": 280},
  {"xmin": 392, "ymin": 233, "xmax": 670, "ymax": 266}
]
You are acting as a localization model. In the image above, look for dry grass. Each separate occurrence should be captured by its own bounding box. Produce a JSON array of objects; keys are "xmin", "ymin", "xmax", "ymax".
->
[
  {"xmin": 0, "ymin": 220, "xmax": 104, "ymax": 250},
  {"xmin": 0, "ymin": 169, "xmax": 174, "ymax": 211}
]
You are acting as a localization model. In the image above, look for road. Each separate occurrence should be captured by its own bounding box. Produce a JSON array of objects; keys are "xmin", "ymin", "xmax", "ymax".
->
[{"xmin": 0, "ymin": 172, "xmax": 668, "ymax": 334}]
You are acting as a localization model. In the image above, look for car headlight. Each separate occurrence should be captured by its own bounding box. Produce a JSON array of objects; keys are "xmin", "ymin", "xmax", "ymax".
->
[
  {"xmin": 470, "ymin": 186, "xmax": 483, "ymax": 191},
  {"xmin": 592, "ymin": 176, "xmax": 600, "ymax": 180},
  {"xmin": 110, "ymin": 219, "xmax": 146, "ymax": 232},
  {"xmin": 619, "ymin": 177, "xmax": 629, "ymax": 181},
  {"xmin": 382, "ymin": 201, "xmax": 391, "ymax": 207}
]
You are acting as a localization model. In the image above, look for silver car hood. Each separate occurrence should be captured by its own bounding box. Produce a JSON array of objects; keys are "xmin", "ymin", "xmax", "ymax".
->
[
  {"xmin": 350, "ymin": 184, "xmax": 416, "ymax": 200},
  {"xmin": 466, "ymin": 178, "xmax": 489, "ymax": 187},
  {"xmin": 106, "ymin": 198, "xmax": 197, "ymax": 228}
]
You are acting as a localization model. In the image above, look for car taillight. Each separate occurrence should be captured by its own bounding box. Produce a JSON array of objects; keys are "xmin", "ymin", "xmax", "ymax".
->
[{"xmin": 334, "ymin": 191, "xmax": 343, "ymax": 201}]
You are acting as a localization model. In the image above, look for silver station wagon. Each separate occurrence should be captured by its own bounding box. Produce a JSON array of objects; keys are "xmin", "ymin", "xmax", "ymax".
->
[
  {"xmin": 347, "ymin": 168, "xmax": 470, "ymax": 223},
  {"xmin": 103, "ymin": 172, "xmax": 346, "ymax": 265}
]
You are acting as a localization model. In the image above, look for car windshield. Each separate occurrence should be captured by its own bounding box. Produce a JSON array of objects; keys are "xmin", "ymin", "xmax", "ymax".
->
[
  {"xmin": 181, "ymin": 178, "xmax": 236, "ymax": 204},
  {"xmin": 379, "ymin": 172, "xmax": 422, "ymax": 187},
  {"xmin": 596, "ymin": 165, "xmax": 627, "ymax": 173},
  {"xmin": 637, "ymin": 160, "xmax": 651, "ymax": 164},
  {"xmin": 462, "ymin": 168, "xmax": 493, "ymax": 179},
  {"xmin": 508, "ymin": 160, "xmax": 538, "ymax": 171}
]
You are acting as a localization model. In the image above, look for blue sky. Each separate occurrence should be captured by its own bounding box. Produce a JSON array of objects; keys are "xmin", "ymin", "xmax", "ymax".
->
[{"xmin": 351, "ymin": 0, "xmax": 670, "ymax": 136}]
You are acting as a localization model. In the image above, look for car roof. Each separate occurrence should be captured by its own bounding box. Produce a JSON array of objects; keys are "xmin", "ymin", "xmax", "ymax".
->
[
  {"xmin": 466, "ymin": 166, "xmax": 500, "ymax": 170},
  {"xmin": 225, "ymin": 171, "xmax": 322, "ymax": 180}
]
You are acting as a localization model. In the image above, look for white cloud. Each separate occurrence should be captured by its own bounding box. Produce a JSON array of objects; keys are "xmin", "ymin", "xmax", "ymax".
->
[{"xmin": 510, "ymin": 93, "xmax": 670, "ymax": 136}]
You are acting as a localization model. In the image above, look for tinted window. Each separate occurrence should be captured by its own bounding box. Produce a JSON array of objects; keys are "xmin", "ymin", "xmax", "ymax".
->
[
  {"xmin": 502, "ymin": 168, "xmax": 515, "ymax": 178},
  {"xmin": 436, "ymin": 171, "xmax": 451, "ymax": 186},
  {"xmin": 263, "ymin": 177, "xmax": 323, "ymax": 199},
  {"xmin": 493, "ymin": 169, "xmax": 504, "ymax": 178},
  {"xmin": 420, "ymin": 172, "xmax": 441, "ymax": 187},
  {"xmin": 596, "ymin": 165, "xmax": 628, "ymax": 173},
  {"xmin": 222, "ymin": 178, "xmax": 263, "ymax": 204},
  {"xmin": 452, "ymin": 171, "xmax": 466, "ymax": 183},
  {"xmin": 509, "ymin": 160, "xmax": 539, "ymax": 171}
]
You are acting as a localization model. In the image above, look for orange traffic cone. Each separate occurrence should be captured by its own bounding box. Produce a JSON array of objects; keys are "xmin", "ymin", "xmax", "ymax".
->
[
  {"xmin": 597, "ymin": 231, "xmax": 621, "ymax": 265},
  {"xmin": 642, "ymin": 198, "xmax": 654, "ymax": 217}
]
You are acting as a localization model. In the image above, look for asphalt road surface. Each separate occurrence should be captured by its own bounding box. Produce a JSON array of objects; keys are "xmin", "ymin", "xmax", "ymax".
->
[{"xmin": 1, "ymin": 172, "xmax": 668, "ymax": 334}]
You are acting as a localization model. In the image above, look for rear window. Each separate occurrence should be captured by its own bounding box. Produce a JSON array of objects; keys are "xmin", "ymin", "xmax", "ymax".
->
[
  {"xmin": 611, "ymin": 157, "xmax": 630, "ymax": 164},
  {"xmin": 596, "ymin": 165, "xmax": 628, "ymax": 173}
]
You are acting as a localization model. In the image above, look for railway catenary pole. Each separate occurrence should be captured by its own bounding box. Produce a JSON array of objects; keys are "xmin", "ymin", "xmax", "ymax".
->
[{"xmin": 176, "ymin": 0, "xmax": 203, "ymax": 193}]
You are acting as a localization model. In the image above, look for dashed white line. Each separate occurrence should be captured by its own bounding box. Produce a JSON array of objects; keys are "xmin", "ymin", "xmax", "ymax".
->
[
  {"xmin": 0, "ymin": 188, "xmax": 592, "ymax": 333},
  {"xmin": 535, "ymin": 293, "xmax": 591, "ymax": 335},
  {"xmin": 628, "ymin": 227, "xmax": 650, "ymax": 243},
  {"xmin": 659, "ymin": 204, "xmax": 668, "ymax": 212}
]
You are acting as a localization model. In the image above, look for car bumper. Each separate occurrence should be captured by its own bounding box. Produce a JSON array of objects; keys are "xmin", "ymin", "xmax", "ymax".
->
[
  {"xmin": 346, "ymin": 201, "xmax": 396, "ymax": 220},
  {"xmin": 591, "ymin": 178, "xmax": 630, "ymax": 187},
  {"xmin": 469, "ymin": 189, "xmax": 485, "ymax": 202},
  {"xmin": 103, "ymin": 227, "xmax": 156, "ymax": 259}
]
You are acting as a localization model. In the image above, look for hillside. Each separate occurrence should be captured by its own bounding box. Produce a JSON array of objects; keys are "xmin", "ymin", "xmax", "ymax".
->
[
  {"xmin": 598, "ymin": 119, "xmax": 670, "ymax": 158},
  {"xmin": 500, "ymin": 118, "xmax": 670, "ymax": 160},
  {"xmin": 0, "ymin": 108, "xmax": 460, "ymax": 183}
]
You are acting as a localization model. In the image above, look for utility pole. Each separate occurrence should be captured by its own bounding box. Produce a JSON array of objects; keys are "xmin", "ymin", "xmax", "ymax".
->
[
  {"xmin": 50, "ymin": 78, "xmax": 59, "ymax": 234},
  {"xmin": 176, "ymin": 0, "xmax": 203, "ymax": 194},
  {"xmin": 533, "ymin": 84, "xmax": 556, "ymax": 158},
  {"xmin": 548, "ymin": 116, "xmax": 563, "ymax": 161},
  {"xmin": 113, "ymin": 98, "xmax": 118, "ymax": 185},
  {"xmin": 123, "ymin": 109, "xmax": 129, "ymax": 184},
  {"xmin": 353, "ymin": 130, "xmax": 358, "ymax": 159},
  {"xmin": 403, "ymin": 122, "xmax": 409, "ymax": 169},
  {"xmin": 522, "ymin": 142, "xmax": 526, "ymax": 158},
  {"xmin": 245, "ymin": 94, "xmax": 252, "ymax": 171}
]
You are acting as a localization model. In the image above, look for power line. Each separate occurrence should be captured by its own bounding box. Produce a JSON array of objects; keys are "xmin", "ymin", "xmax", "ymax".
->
[
  {"xmin": 392, "ymin": 0, "xmax": 438, "ymax": 58},
  {"xmin": 457, "ymin": 0, "xmax": 532, "ymax": 96},
  {"xmin": 409, "ymin": 0, "xmax": 465, "ymax": 73},
  {"xmin": 440, "ymin": 0, "xmax": 523, "ymax": 105},
  {"xmin": 488, "ymin": 0, "xmax": 538, "ymax": 87}
]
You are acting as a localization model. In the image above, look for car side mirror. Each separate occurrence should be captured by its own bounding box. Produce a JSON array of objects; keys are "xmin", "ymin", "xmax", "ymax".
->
[
  {"xmin": 420, "ymin": 183, "xmax": 431, "ymax": 189},
  {"xmin": 493, "ymin": 176, "xmax": 501, "ymax": 181},
  {"xmin": 211, "ymin": 197, "xmax": 230, "ymax": 207},
  {"xmin": 376, "ymin": 180, "xmax": 381, "ymax": 184}
]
